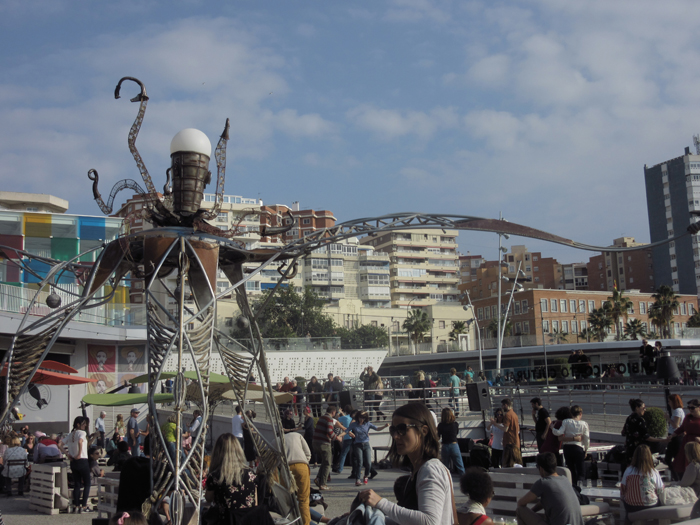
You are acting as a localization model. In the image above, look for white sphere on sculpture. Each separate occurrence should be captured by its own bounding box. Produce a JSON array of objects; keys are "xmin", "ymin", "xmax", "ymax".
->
[{"xmin": 170, "ymin": 128, "xmax": 212, "ymax": 157}]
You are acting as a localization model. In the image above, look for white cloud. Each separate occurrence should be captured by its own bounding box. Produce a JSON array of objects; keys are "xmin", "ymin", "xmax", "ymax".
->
[
  {"xmin": 467, "ymin": 54, "xmax": 510, "ymax": 87},
  {"xmin": 347, "ymin": 105, "xmax": 459, "ymax": 140},
  {"xmin": 384, "ymin": 0, "xmax": 451, "ymax": 24},
  {"xmin": 269, "ymin": 109, "xmax": 336, "ymax": 138}
]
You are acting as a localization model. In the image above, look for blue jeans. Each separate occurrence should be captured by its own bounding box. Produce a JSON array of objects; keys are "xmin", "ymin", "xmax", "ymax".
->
[
  {"xmin": 337, "ymin": 439, "xmax": 353, "ymax": 474},
  {"xmin": 352, "ymin": 442, "xmax": 372, "ymax": 481},
  {"xmin": 441, "ymin": 442, "xmax": 465, "ymax": 474},
  {"xmin": 449, "ymin": 392, "xmax": 459, "ymax": 413}
]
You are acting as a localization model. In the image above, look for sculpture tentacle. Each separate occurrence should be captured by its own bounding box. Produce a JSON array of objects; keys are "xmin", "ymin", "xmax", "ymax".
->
[
  {"xmin": 87, "ymin": 169, "xmax": 146, "ymax": 215},
  {"xmin": 199, "ymin": 119, "xmax": 230, "ymax": 221},
  {"xmin": 114, "ymin": 77, "xmax": 171, "ymax": 219}
]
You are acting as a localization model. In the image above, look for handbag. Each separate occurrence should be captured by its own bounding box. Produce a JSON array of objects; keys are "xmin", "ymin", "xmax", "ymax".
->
[{"xmin": 660, "ymin": 485, "xmax": 698, "ymax": 506}]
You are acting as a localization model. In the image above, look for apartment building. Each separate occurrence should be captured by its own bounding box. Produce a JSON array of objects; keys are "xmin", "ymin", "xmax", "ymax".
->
[
  {"xmin": 587, "ymin": 237, "xmax": 655, "ymax": 293},
  {"xmin": 458, "ymin": 253, "xmax": 486, "ymax": 285},
  {"xmin": 259, "ymin": 202, "xmax": 336, "ymax": 244},
  {"xmin": 471, "ymin": 288, "xmax": 698, "ymax": 345},
  {"xmin": 561, "ymin": 262, "xmax": 589, "ymax": 290},
  {"xmin": 359, "ymin": 228, "xmax": 460, "ymax": 308},
  {"xmin": 645, "ymin": 146, "xmax": 700, "ymax": 295}
]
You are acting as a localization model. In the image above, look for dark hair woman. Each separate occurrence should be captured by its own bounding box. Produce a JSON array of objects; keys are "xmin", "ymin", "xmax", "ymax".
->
[
  {"xmin": 62, "ymin": 416, "xmax": 91, "ymax": 513},
  {"xmin": 674, "ymin": 398, "xmax": 700, "ymax": 478},
  {"xmin": 540, "ymin": 406, "xmax": 571, "ymax": 466},
  {"xmin": 347, "ymin": 411, "xmax": 388, "ymax": 486},
  {"xmin": 306, "ymin": 376, "xmax": 324, "ymax": 417},
  {"xmin": 622, "ymin": 399, "xmax": 668, "ymax": 467},
  {"xmin": 205, "ymin": 433, "xmax": 258, "ymax": 522},
  {"xmin": 438, "ymin": 408, "xmax": 465, "ymax": 475},
  {"xmin": 459, "ymin": 467, "xmax": 494, "ymax": 525},
  {"xmin": 357, "ymin": 403, "xmax": 457, "ymax": 524}
]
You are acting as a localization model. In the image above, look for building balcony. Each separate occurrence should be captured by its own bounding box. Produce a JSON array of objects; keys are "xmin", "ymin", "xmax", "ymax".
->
[{"xmin": 359, "ymin": 253, "xmax": 390, "ymax": 262}]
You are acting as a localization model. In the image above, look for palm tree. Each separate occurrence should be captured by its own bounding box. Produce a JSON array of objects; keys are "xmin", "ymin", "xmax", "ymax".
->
[
  {"xmin": 688, "ymin": 311, "xmax": 700, "ymax": 328},
  {"xmin": 588, "ymin": 306, "xmax": 613, "ymax": 342},
  {"xmin": 579, "ymin": 327, "xmax": 593, "ymax": 343},
  {"xmin": 607, "ymin": 289, "xmax": 634, "ymax": 340},
  {"xmin": 650, "ymin": 285, "xmax": 680, "ymax": 337},
  {"xmin": 624, "ymin": 319, "xmax": 647, "ymax": 340},
  {"xmin": 487, "ymin": 319, "xmax": 512, "ymax": 339},
  {"xmin": 403, "ymin": 309, "xmax": 431, "ymax": 352},
  {"xmin": 548, "ymin": 330, "xmax": 569, "ymax": 344},
  {"xmin": 449, "ymin": 320, "xmax": 468, "ymax": 341}
]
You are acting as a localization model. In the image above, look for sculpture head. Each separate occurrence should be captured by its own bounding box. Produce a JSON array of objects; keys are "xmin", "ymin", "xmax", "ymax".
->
[{"xmin": 169, "ymin": 128, "xmax": 212, "ymax": 217}]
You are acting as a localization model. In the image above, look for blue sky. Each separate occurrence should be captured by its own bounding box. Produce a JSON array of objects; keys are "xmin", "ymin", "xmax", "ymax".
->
[{"xmin": 2, "ymin": 0, "xmax": 700, "ymax": 263}]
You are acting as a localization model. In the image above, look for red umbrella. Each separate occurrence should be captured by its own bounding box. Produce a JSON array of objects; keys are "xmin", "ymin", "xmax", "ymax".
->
[{"xmin": 1, "ymin": 360, "xmax": 95, "ymax": 385}]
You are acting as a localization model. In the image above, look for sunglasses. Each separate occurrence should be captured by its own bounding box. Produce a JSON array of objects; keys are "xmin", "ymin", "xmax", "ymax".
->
[{"xmin": 389, "ymin": 423, "xmax": 419, "ymax": 437}]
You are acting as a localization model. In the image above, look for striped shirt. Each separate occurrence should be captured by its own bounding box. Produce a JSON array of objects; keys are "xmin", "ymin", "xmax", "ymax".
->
[
  {"xmin": 313, "ymin": 414, "xmax": 335, "ymax": 443},
  {"xmin": 621, "ymin": 467, "xmax": 664, "ymax": 507}
]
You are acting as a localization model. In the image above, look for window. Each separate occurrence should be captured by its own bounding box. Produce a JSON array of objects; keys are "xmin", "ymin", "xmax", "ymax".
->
[
  {"xmin": 522, "ymin": 322, "xmax": 530, "ymax": 334},
  {"xmin": 439, "ymin": 320, "xmax": 445, "ymax": 329},
  {"xmin": 371, "ymin": 320, "xmax": 378, "ymax": 327},
  {"xmin": 571, "ymin": 320, "xmax": 578, "ymax": 333},
  {"xmin": 515, "ymin": 322, "xmax": 521, "ymax": 333},
  {"xmin": 569, "ymin": 300, "xmax": 576, "ymax": 312},
  {"xmin": 560, "ymin": 299, "xmax": 567, "ymax": 312},
  {"xmin": 580, "ymin": 321, "xmax": 587, "ymax": 331},
  {"xmin": 514, "ymin": 302, "xmax": 521, "ymax": 315},
  {"xmin": 551, "ymin": 299, "xmax": 558, "ymax": 312},
  {"xmin": 588, "ymin": 300, "xmax": 595, "ymax": 312},
  {"xmin": 525, "ymin": 266, "xmax": 531, "ymax": 272},
  {"xmin": 578, "ymin": 300, "xmax": 585, "ymax": 313},
  {"xmin": 639, "ymin": 302, "xmax": 646, "ymax": 314},
  {"xmin": 540, "ymin": 299, "xmax": 548, "ymax": 312},
  {"xmin": 562, "ymin": 321, "xmax": 569, "ymax": 333},
  {"xmin": 303, "ymin": 218, "xmax": 311, "ymax": 225},
  {"xmin": 543, "ymin": 320, "xmax": 550, "ymax": 332},
  {"xmin": 491, "ymin": 305, "xmax": 498, "ymax": 318},
  {"xmin": 525, "ymin": 255, "xmax": 530, "ymax": 261},
  {"xmin": 484, "ymin": 307, "xmax": 490, "ymax": 319},
  {"xmin": 521, "ymin": 300, "xmax": 528, "ymax": 313},
  {"xmin": 533, "ymin": 256, "xmax": 539, "ymax": 261},
  {"xmin": 552, "ymin": 320, "xmax": 559, "ymax": 332},
  {"xmin": 26, "ymin": 206, "xmax": 38, "ymax": 212},
  {"xmin": 682, "ymin": 303, "xmax": 687, "ymax": 315},
  {"xmin": 534, "ymin": 277, "xmax": 540, "ymax": 282},
  {"xmin": 217, "ymin": 212, "xmax": 228, "ymax": 223},
  {"xmin": 534, "ymin": 266, "xmax": 539, "ymax": 272},
  {"xmin": 478, "ymin": 308, "xmax": 483, "ymax": 320}
]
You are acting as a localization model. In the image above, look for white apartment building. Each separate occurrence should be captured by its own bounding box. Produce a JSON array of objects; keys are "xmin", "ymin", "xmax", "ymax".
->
[{"xmin": 359, "ymin": 228, "xmax": 460, "ymax": 308}]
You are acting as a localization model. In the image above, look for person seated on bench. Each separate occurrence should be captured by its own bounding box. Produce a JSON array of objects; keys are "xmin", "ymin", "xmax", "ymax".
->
[
  {"xmin": 458, "ymin": 467, "xmax": 494, "ymax": 525},
  {"xmin": 516, "ymin": 452, "xmax": 583, "ymax": 525},
  {"xmin": 620, "ymin": 444, "xmax": 664, "ymax": 515}
]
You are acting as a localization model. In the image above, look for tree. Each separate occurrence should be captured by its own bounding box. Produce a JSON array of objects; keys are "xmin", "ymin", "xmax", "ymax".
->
[
  {"xmin": 607, "ymin": 289, "xmax": 634, "ymax": 340},
  {"xmin": 624, "ymin": 319, "xmax": 647, "ymax": 340},
  {"xmin": 231, "ymin": 286, "xmax": 336, "ymax": 341},
  {"xmin": 336, "ymin": 324, "xmax": 389, "ymax": 349},
  {"xmin": 402, "ymin": 309, "xmax": 431, "ymax": 351},
  {"xmin": 588, "ymin": 306, "xmax": 613, "ymax": 342},
  {"xmin": 579, "ymin": 327, "xmax": 593, "ymax": 343},
  {"xmin": 449, "ymin": 320, "xmax": 468, "ymax": 341},
  {"xmin": 649, "ymin": 285, "xmax": 680, "ymax": 337},
  {"xmin": 487, "ymin": 319, "xmax": 512, "ymax": 338},
  {"xmin": 548, "ymin": 330, "xmax": 568, "ymax": 344},
  {"xmin": 688, "ymin": 311, "xmax": 700, "ymax": 328}
]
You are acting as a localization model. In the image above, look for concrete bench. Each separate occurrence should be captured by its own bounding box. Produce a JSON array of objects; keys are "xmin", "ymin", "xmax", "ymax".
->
[
  {"xmin": 627, "ymin": 503, "xmax": 694, "ymax": 525},
  {"xmin": 488, "ymin": 467, "xmax": 611, "ymax": 520}
]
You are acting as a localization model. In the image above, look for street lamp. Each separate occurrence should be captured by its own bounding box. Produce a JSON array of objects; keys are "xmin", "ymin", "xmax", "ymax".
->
[
  {"xmin": 460, "ymin": 290, "xmax": 483, "ymax": 372},
  {"xmin": 498, "ymin": 261, "xmax": 524, "ymax": 371},
  {"xmin": 496, "ymin": 216, "xmax": 510, "ymax": 375},
  {"xmin": 406, "ymin": 296, "xmax": 419, "ymax": 355}
]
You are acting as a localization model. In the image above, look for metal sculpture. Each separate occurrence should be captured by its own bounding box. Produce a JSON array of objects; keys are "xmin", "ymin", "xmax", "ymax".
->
[{"xmin": 0, "ymin": 76, "xmax": 695, "ymax": 524}]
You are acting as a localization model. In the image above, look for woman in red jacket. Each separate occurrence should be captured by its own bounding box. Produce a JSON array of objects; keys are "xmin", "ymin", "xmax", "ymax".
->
[{"xmin": 674, "ymin": 399, "xmax": 700, "ymax": 478}]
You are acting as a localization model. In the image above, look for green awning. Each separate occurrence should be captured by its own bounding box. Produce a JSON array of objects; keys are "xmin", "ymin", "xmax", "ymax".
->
[
  {"xmin": 129, "ymin": 372, "xmax": 231, "ymax": 384},
  {"xmin": 81, "ymin": 393, "xmax": 174, "ymax": 406}
]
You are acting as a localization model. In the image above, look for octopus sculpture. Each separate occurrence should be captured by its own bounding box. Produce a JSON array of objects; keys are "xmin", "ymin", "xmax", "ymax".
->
[{"xmin": 0, "ymin": 77, "xmax": 695, "ymax": 525}]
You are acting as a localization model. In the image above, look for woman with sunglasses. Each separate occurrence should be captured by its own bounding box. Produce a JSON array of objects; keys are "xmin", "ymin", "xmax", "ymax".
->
[
  {"xmin": 358, "ymin": 403, "xmax": 456, "ymax": 524},
  {"xmin": 673, "ymin": 399, "xmax": 700, "ymax": 478}
]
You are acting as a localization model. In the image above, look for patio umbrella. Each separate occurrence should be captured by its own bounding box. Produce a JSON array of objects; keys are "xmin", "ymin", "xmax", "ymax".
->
[{"xmin": 81, "ymin": 393, "xmax": 174, "ymax": 406}]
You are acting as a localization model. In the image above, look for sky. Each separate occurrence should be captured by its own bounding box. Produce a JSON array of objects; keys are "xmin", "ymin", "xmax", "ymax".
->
[{"xmin": 2, "ymin": 0, "xmax": 700, "ymax": 264}]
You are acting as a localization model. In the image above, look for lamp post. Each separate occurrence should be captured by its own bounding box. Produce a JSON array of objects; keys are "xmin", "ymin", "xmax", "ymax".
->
[
  {"xmin": 406, "ymin": 296, "xmax": 418, "ymax": 355},
  {"xmin": 499, "ymin": 262, "xmax": 524, "ymax": 364},
  {"xmin": 461, "ymin": 290, "xmax": 483, "ymax": 372}
]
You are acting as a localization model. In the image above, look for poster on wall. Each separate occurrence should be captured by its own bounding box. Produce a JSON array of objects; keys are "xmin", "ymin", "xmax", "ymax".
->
[
  {"xmin": 87, "ymin": 344, "xmax": 117, "ymax": 394},
  {"xmin": 16, "ymin": 384, "xmax": 69, "ymax": 423},
  {"xmin": 118, "ymin": 345, "xmax": 146, "ymax": 393}
]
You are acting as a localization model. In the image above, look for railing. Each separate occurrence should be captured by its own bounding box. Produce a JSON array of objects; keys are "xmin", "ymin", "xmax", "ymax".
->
[
  {"xmin": 0, "ymin": 282, "xmax": 147, "ymax": 327},
  {"xmin": 228, "ymin": 336, "xmax": 343, "ymax": 351}
]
